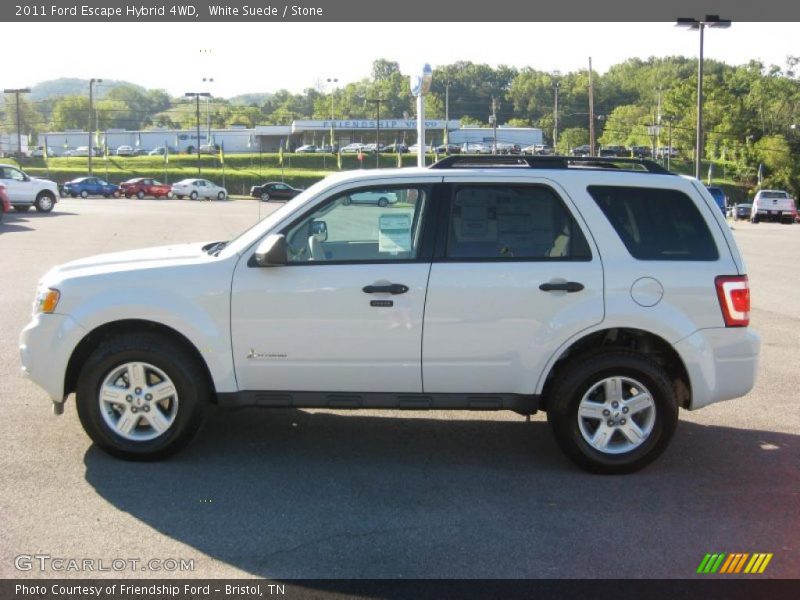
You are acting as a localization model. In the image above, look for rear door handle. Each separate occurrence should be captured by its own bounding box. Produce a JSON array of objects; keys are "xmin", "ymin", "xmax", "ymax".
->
[
  {"xmin": 539, "ymin": 281, "xmax": 584, "ymax": 293},
  {"xmin": 362, "ymin": 283, "xmax": 409, "ymax": 295}
]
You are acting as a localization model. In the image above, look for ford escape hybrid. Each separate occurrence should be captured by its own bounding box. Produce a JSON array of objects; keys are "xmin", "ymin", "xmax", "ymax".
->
[{"xmin": 20, "ymin": 156, "xmax": 760, "ymax": 473}]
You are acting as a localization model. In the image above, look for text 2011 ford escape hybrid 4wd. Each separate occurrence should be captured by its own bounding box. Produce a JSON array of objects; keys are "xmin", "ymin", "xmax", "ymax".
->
[{"xmin": 20, "ymin": 156, "xmax": 761, "ymax": 473}]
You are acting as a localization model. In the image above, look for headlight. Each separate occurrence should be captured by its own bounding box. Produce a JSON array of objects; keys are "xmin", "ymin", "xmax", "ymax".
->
[{"xmin": 34, "ymin": 288, "xmax": 61, "ymax": 314}]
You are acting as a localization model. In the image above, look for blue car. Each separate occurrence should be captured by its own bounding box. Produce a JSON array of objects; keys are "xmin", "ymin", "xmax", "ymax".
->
[
  {"xmin": 705, "ymin": 186, "xmax": 727, "ymax": 215},
  {"xmin": 61, "ymin": 177, "xmax": 120, "ymax": 198}
]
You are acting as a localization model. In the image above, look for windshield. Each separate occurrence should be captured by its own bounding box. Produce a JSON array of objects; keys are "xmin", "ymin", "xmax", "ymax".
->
[{"xmin": 217, "ymin": 177, "xmax": 333, "ymax": 258}]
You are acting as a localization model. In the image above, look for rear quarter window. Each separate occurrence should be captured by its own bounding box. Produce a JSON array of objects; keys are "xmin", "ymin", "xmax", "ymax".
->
[{"xmin": 587, "ymin": 185, "xmax": 719, "ymax": 261}]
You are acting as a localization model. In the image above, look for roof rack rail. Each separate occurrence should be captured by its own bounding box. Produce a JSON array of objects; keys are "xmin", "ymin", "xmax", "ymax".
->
[{"xmin": 428, "ymin": 154, "xmax": 673, "ymax": 175}]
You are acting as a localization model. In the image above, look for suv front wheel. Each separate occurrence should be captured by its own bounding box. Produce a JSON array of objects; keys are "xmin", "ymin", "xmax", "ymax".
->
[
  {"xmin": 34, "ymin": 192, "xmax": 56, "ymax": 213},
  {"xmin": 76, "ymin": 332, "xmax": 207, "ymax": 460},
  {"xmin": 547, "ymin": 351, "xmax": 678, "ymax": 474}
]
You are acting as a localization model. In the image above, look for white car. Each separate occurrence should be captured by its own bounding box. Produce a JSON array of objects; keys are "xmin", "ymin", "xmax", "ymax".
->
[
  {"xmin": 28, "ymin": 146, "xmax": 58, "ymax": 158},
  {"xmin": 116, "ymin": 146, "xmax": 134, "ymax": 156},
  {"xmin": 342, "ymin": 190, "xmax": 398, "ymax": 206},
  {"xmin": 0, "ymin": 163, "xmax": 59, "ymax": 212},
  {"xmin": 170, "ymin": 178, "xmax": 227, "ymax": 201},
  {"xmin": 340, "ymin": 143, "xmax": 365, "ymax": 153},
  {"xmin": 461, "ymin": 142, "xmax": 491, "ymax": 154},
  {"xmin": 20, "ymin": 155, "xmax": 760, "ymax": 473}
]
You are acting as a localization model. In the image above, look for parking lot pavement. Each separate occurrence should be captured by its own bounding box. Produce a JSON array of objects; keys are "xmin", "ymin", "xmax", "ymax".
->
[{"xmin": 0, "ymin": 202, "xmax": 798, "ymax": 579}]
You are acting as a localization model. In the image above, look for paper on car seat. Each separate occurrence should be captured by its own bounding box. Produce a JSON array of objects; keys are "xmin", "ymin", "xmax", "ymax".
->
[{"xmin": 378, "ymin": 213, "xmax": 412, "ymax": 253}]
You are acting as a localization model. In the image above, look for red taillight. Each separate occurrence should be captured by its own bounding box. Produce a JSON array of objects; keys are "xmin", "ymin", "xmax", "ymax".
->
[{"xmin": 715, "ymin": 275, "xmax": 750, "ymax": 327}]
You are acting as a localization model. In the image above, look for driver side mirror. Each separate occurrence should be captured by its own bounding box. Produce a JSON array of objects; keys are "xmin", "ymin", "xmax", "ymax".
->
[
  {"xmin": 252, "ymin": 234, "xmax": 287, "ymax": 267},
  {"xmin": 310, "ymin": 220, "xmax": 328, "ymax": 242}
]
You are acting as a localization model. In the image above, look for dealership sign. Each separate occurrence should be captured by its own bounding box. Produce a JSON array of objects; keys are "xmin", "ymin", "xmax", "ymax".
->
[{"xmin": 293, "ymin": 120, "xmax": 460, "ymax": 131}]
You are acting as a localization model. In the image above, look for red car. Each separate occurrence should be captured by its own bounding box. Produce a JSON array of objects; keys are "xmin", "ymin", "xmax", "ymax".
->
[
  {"xmin": 0, "ymin": 183, "xmax": 10, "ymax": 223},
  {"xmin": 119, "ymin": 178, "xmax": 173, "ymax": 199}
]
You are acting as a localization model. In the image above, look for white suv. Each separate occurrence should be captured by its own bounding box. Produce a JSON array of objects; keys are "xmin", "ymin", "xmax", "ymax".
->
[
  {"xmin": 0, "ymin": 164, "xmax": 59, "ymax": 212},
  {"xmin": 19, "ymin": 156, "xmax": 761, "ymax": 473}
]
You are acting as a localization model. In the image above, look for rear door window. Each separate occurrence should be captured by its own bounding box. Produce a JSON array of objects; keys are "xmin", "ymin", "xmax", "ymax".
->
[
  {"xmin": 445, "ymin": 185, "xmax": 591, "ymax": 260},
  {"xmin": 587, "ymin": 185, "xmax": 718, "ymax": 261}
]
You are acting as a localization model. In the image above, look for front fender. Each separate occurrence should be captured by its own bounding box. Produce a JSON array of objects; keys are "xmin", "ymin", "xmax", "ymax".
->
[{"xmin": 61, "ymin": 261, "xmax": 237, "ymax": 393}]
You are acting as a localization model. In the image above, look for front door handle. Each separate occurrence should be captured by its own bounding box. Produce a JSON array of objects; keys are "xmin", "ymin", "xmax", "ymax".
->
[
  {"xmin": 539, "ymin": 281, "xmax": 585, "ymax": 293},
  {"xmin": 362, "ymin": 283, "xmax": 409, "ymax": 295}
]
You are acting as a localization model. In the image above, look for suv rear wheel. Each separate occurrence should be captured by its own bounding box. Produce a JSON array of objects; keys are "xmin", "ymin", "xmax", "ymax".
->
[
  {"xmin": 547, "ymin": 351, "xmax": 678, "ymax": 474},
  {"xmin": 76, "ymin": 333, "xmax": 207, "ymax": 460}
]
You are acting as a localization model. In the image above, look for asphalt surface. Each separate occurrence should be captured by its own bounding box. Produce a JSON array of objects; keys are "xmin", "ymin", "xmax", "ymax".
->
[{"xmin": 0, "ymin": 199, "xmax": 798, "ymax": 579}]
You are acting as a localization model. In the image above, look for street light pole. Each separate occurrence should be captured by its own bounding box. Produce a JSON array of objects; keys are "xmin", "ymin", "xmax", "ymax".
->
[
  {"xmin": 365, "ymin": 96, "xmax": 384, "ymax": 167},
  {"xmin": 185, "ymin": 92, "xmax": 211, "ymax": 175},
  {"xmin": 88, "ymin": 78, "xmax": 102, "ymax": 175},
  {"xmin": 677, "ymin": 15, "xmax": 731, "ymax": 179},
  {"xmin": 3, "ymin": 88, "xmax": 31, "ymax": 158},
  {"xmin": 326, "ymin": 77, "xmax": 338, "ymax": 149}
]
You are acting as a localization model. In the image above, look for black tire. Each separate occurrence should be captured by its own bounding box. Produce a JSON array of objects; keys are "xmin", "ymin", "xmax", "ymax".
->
[
  {"xmin": 260, "ymin": 192, "xmax": 270, "ymax": 202},
  {"xmin": 378, "ymin": 197, "xmax": 388, "ymax": 207},
  {"xmin": 217, "ymin": 191, "xmax": 226, "ymax": 201},
  {"xmin": 13, "ymin": 205, "xmax": 30, "ymax": 212},
  {"xmin": 75, "ymin": 332, "xmax": 208, "ymax": 461},
  {"xmin": 136, "ymin": 190, "xmax": 145, "ymax": 200},
  {"xmin": 34, "ymin": 192, "xmax": 56, "ymax": 213},
  {"xmin": 546, "ymin": 350, "xmax": 678, "ymax": 474},
  {"xmin": 190, "ymin": 191, "xmax": 198, "ymax": 201},
  {"xmin": 80, "ymin": 190, "xmax": 89, "ymax": 199}
]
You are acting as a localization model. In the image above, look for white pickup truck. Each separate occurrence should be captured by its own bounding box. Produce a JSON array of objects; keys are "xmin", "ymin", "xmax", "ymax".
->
[
  {"xmin": 750, "ymin": 189, "xmax": 796, "ymax": 224},
  {"xmin": 0, "ymin": 163, "xmax": 59, "ymax": 212}
]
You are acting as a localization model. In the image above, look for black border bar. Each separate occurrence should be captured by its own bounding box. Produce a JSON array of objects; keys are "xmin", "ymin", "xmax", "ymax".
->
[
  {"xmin": 5, "ymin": 0, "xmax": 800, "ymax": 22},
  {"xmin": 3, "ymin": 579, "xmax": 800, "ymax": 600}
]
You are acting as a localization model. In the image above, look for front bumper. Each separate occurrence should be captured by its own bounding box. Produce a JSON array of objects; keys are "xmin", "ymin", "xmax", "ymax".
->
[
  {"xmin": 673, "ymin": 327, "xmax": 761, "ymax": 410},
  {"xmin": 19, "ymin": 313, "xmax": 87, "ymax": 403}
]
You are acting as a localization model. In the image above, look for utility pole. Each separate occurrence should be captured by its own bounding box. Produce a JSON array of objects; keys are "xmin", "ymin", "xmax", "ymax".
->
[
  {"xmin": 203, "ymin": 77, "xmax": 214, "ymax": 146},
  {"xmin": 185, "ymin": 92, "xmax": 211, "ymax": 175},
  {"xmin": 3, "ymin": 88, "xmax": 31, "ymax": 158},
  {"xmin": 88, "ymin": 79, "xmax": 102, "ymax": 175},
  {"xmin": 491, "ymin": 97, "xmax": 498, "ymax": 154},
  {"xmin": 444, "ymin": 79, "xmax": 450, "ymax": 151},
  {"xmin": 553, "ymin": 78, "xmax": 560, "ymax": 150},
  {"xmin": 588, "ymin": 57, "xmax": 596, "ymax": 156},
  {"xmin": 667, "ymin": 118, "xmax": 673, "ymax": 170}
]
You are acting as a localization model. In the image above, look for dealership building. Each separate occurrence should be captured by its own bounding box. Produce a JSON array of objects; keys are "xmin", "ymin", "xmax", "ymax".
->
[{"xmin": 38, "ymin": 121, "xmax": 542, "ymax": 155}]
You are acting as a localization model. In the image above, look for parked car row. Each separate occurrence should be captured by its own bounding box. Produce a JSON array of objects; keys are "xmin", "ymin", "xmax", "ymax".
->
[
  {"xmin": 58, "ymin": 176, "xmax": 228, "ymax": 200},
  {"xmin": 575, "ymin": 146, "xmax": 680, "ymax": 159}
]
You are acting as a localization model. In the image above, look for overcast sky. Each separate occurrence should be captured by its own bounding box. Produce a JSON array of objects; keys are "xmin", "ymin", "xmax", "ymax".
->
[{"xmin": 8, "ymin": 22, "xmax": 799, "ymax": 98}]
